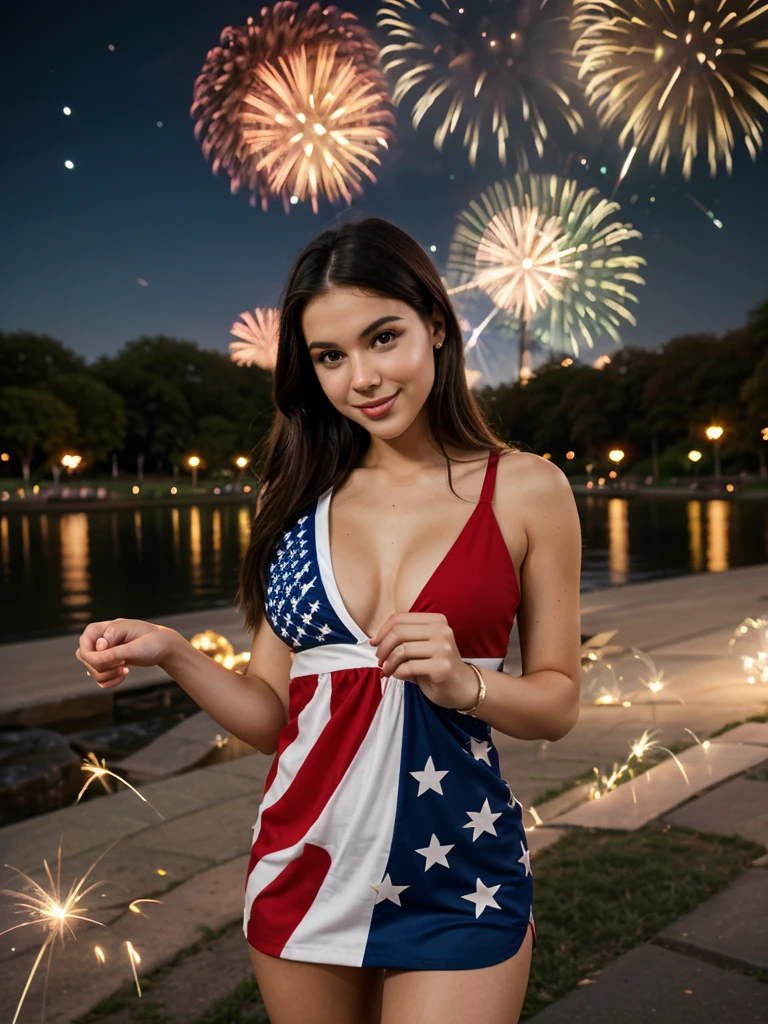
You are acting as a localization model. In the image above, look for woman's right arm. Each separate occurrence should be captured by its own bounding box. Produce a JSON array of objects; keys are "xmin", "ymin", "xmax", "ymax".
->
[{"xmin": 76, "ymin": 611, "xmax": 291, "ymax": 755}]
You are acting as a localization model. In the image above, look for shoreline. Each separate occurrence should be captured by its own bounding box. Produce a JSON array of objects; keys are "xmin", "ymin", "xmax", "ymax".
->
[{"xmin": 1, "ymin": 482, "xmax": 766, "ymax": 514}]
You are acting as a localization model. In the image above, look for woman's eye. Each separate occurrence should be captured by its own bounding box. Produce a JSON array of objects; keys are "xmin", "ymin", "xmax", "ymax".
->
[{"xmin": 318, "ymin": 332, "xmax": 397, "ymax": 366}]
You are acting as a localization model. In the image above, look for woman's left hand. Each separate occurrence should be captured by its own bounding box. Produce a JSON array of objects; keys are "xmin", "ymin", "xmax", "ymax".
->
[{"xmin": 369, "ymin": 612, "xmax": 479, "ymax": 710}]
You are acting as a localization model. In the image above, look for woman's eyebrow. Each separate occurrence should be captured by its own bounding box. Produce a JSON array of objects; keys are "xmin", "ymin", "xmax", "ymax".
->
[{"xmin": 307, "ymin": 315, "xmax": 404, "ymax": 352}]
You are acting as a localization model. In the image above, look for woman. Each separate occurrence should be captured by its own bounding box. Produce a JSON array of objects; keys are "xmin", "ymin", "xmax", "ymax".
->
[{"xmin": 76, "ymin": 217, "xmax": 582, "ymax": 1024}]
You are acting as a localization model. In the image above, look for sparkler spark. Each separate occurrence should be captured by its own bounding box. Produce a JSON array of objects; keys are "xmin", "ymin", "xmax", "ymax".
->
[
  {"xmin": 240, "ymin": 42, "xmax": 394, "ymax": 212},
  {"xmin": 1, "ymin": 838, "xmax": 148, "ymax": 1024},
  {"xmin": 573, "ymin": 0, "xmax": 768, "ymax": 179},
  {"xmin": 76, "ymin": 752, "xmax": 165, "ymax": 820},
  {"xmin": 377, "ymin": 0, "xmax": 583, "ymax": 167}
]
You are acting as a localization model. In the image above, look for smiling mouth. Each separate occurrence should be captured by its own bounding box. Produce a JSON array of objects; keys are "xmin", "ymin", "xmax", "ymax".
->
[{"xmin": 354, "ymin": 391, "xmax": 400, "ymax": 410}]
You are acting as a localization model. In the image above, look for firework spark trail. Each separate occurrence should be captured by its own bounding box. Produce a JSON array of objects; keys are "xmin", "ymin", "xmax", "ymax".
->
[
  {"xmin": 573, "ymin": 0, "xmax": 768, "ymax": 179},
  {"xmin": 378, "ymin": 0, "xmax": 583, "ymax": 167}
]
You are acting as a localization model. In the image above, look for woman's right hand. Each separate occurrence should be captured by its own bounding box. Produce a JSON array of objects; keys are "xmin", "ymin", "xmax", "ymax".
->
[{"xmin": 76, "ymin": 619, "xmax": 181, "ymax": 689}]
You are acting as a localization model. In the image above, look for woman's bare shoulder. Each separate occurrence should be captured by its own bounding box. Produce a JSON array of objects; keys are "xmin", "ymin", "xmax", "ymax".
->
[{"xmin": 496, "ymin": 449, "xmax": 575, "ymax": 514}]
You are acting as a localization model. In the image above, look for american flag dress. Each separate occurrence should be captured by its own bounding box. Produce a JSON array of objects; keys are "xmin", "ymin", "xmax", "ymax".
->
[{"xmin": 243, "ymin": 449, "xmax": 536, "ymax": 969}]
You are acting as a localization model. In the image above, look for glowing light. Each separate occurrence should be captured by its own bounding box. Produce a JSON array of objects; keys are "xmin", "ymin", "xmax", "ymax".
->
[
  {"xmin": 230, "ymin": 307, "xmax": 280, "ymax": 370},
  {"xmin": 573, "ymin": 0, "xmax": 768, "ymax": 179},
  {"xmin": 170, "ymin": 486, "xmax": 177, "ymax": 494},
  {"xmin": 64, "ymin": 160, "xmax": 74, "ymax": 169},
  {"xmin": 688, "ymin": 449, "xmax": 702, "ymax": 462},
  {"xmin": 609, "ymin": 449, "xmax": 625, "ymax": 463},
  {"xmin": 566, "ymin": 450, "xmax": 575, "ymax": 459},
  {"xmin": 1, "ymin": 453, "xmax": 9, "ymax": 462},
  {"xmin": 61, "ymin": 453, "xmax": 82, "ymax": 470},
  {"xmin": 377, "ymin": 0, "xmax": 582, "ymax": 168},
  {"xmin": 430, "ymin": 244, "xmax": 437, "ymax": 252},
  {"xmin": 290, "ymin": 194, "xmax": 299, "ymax": 205},
  {"xmin": 705, "ymin": 424, "xmax": 724, "ymax": 441},
  {"xmin": 236, "ymin": 456, "xmax": 249, "ymax": 469},
  {"xmin": 132, "ymin": 485, "xmax": 140, "ymax": 495},
  {"xmin": 188, "ymin": 455, "xmax": 200, "ymax": 468},
  {"xmin": 63, "ymin": 106, "xmax": 71, "ymax": 115}
]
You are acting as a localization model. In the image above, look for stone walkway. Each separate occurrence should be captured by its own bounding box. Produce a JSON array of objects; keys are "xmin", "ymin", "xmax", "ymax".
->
[{"xmin": 0, "ymin": 565, "xmax": 767, "ymax": 1021}]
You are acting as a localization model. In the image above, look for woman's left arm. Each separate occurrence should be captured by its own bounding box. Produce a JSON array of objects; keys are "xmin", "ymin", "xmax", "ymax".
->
[{"xmin": 473, "ymin": 454, "xmax": 582, "ymax": 742}]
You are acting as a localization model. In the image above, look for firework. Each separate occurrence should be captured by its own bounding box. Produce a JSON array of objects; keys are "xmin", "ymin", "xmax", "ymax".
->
[
  {"xmin": 377, "ymin": 0, "xmax": 582, "ymax": 167},
  {"xmin": 240, "ymin": 43, "xmax": 395, "ymax": 211},
  {"xmin": 572, "ymin": 0, "xmax": 768, "ymax": 179},
  {"xmin": 449, "ymin": 175, "xmax": 645, "ymax": 362},
  {"xmin": 191, "ymin": 3, "xmax": 386, "ymax": 208},
  {"xmin": 230, "ymin": 308, "xmax": 280, "ymax": 370}
]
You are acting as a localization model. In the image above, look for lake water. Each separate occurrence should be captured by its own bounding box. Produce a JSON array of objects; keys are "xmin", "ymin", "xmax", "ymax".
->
[{"xmin": 1, "ymin": 496, "xmax": 767, "ymax": 644}]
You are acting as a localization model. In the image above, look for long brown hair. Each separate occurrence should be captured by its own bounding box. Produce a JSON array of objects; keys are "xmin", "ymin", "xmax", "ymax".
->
[{"xmin": 237, "ymin": 216, "xmax": 511, "ymax": 633}]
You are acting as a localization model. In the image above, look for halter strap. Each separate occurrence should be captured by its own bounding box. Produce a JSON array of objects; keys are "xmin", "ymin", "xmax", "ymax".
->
[{"xmin": 479, "ymin": 449, "xmax": 500, "ymax": 504}]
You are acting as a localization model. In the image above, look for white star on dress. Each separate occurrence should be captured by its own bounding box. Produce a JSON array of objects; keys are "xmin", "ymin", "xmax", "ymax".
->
[
  {"xmin": 463, "ymin": 798, "xmax": 502, "ymax": 841},
  {"xmin": 518, "ymin": 840, "xmax": 532, "ymax": 876},
  {"xmin": 409, "ymin": 756, "xmax": 449, "ymax": 796},
  {"xmin": 415, "ymin": 834, "xmax": 454, "ymax": 871},
  {"xmin": 461, "ymin": 878, "xmax": 501, "ymax": 919},
  {"xmin": 370, "ymin": 873, "xmax": 409, "ymax": 906},
  {"xmin": 469, "ymin": 737, "xmax": 492, "ymax": 765}
]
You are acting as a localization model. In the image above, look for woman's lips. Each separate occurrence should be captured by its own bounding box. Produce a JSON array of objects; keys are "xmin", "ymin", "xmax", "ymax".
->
[{"xmin": 356, "ymin": 391, "xmax": 400, "ymax": 418}]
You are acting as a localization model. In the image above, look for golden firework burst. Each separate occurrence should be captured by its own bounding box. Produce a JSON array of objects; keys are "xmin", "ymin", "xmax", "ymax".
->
[
  {"xmin": 230, "ymin": 308, "xmax": 281, "ymax": 370},
  {"xmin": 573, "ymin": 0, "xmax": 768, "ymax": 178},
  {"xmin": 240, "ymin": 43, "xmax": 395, "ymax": 212},
  {"xmin": 377, "ymin": 0, "xmax": 582, "ymax": 167}
]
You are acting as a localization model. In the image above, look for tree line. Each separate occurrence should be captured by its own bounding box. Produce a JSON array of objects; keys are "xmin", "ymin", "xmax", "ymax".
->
[{"xmin": 0, "ymin": 300, "xmax": 766, "ymax": 484}]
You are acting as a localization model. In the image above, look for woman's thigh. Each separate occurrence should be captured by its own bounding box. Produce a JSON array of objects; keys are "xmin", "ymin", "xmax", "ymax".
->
[
  {"xmin": 380, "ymin": 924, "xmax": 533, "ymax": 1024},
  {"xmin": 249, "ymin": 944, "xmax": 385, "ymax": 1024}
]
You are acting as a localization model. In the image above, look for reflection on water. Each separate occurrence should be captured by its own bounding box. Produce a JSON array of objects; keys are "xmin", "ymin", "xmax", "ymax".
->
[
  {"xmin": 0, "ymin": 496, "xmax": 766, "ymax": 643},
  {"xmin": 60, "ymin": 513, "xmax": 90, "ymax": 611},
  {"xmin": 707, "ymin": 500, "xmax": 730, "ymax": 573},
  {"xmin": 607, "ymin": 498, "xmax": 629, "ymax": 586},
  {"xmin": 688, "ymin": 501, "xmax": 703, "ymax": 573}
]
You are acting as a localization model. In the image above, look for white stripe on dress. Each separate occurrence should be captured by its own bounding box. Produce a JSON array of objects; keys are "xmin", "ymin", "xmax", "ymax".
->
[{"xmin": 292, "ymin": 642, "xmax": 503, "ymax": 679}]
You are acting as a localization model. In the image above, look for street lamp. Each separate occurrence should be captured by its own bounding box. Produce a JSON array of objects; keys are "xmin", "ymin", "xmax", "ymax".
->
[
  {"xmin": 688, "ymin": 449, "xmax": 702, "ymax": 479},
  {"xmin": 188, "ymin": 455, "xmax": 200, "ymax": 489},
  {"xmin": 235, "ymin": 455, "xmax": 248, "ymax": 482},
  {"xmin": 61, "ymin": 453, "xmax": 82, "ymax": 474},
  {"xmin": 608, "ymin": 449, "xmax": 624, "ymax": 484},
  {"xmin": 705, "ymin": 425, "xmax": 724, "ymax": 481}
]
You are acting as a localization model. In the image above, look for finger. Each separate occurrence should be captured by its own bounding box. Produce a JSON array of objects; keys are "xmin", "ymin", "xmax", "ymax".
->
[
  {"xmin": 86, "ymin": 643, "xmax": 136, "ymax": 672},
  {"xmin": 369, "ymin": 612, "xmax": 447, "ymax": 646},
  {"xmin": 93, "ymin": 668, "xmax": 129, "ymax": 689},
  {"xmin": 78, "ymin": 621, "xmax": 115, "ymax": 654},
  {"xmin": 78, "ymin": 650, "xmax": 126, "ymax": 673},
  {"xmin": 381, "ymin": 640, "xmax": 434, "ymax": 677},
  {"xmin": 96, "ymin": 636, "xmax": 109, "ymax": 651},
  {"xmin": 375, "ymin": 624, "xmax": 436, "ymax": 665}
]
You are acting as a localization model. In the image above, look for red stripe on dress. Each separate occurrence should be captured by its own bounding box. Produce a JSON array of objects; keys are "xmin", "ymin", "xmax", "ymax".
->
[
  {"xmin": 261, "ymin": 674, "xmax": 319, "ymax": 800},
  {"xmin": 245, "ymin": 668, "xmax": 383, "ymax": 950},
  {"xmin": 246, "ymin": 843, "xmax": 332, "ymax": 952}
]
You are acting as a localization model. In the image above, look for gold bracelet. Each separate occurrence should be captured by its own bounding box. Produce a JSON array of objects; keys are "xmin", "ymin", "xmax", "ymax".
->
[{"xmin": 456, "ymin": 663, "xmax": 486, "ymax": 716}]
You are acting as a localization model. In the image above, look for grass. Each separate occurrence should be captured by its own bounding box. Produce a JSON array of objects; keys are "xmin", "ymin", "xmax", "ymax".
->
[{"xmin": 520, "ymin": 823, "xmax": 765, "ymax": 1020}]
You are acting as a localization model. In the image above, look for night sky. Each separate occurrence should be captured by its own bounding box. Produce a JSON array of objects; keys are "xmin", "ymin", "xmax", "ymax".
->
[{"xmin": 3, "ymin": 0, "xmax": 767, "ymax": 376}]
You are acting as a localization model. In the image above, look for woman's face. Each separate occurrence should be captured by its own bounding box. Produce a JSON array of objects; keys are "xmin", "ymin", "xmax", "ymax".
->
[{"xmin": 302, "ymin": 286, "xmax": 446, "ymax": 437}]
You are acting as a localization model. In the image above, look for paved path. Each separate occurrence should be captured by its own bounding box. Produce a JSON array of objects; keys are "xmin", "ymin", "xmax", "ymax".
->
[{"xmin": 1, "ymin": 565, "xmax": 767, "ymax": 1022}]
